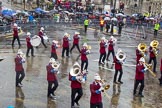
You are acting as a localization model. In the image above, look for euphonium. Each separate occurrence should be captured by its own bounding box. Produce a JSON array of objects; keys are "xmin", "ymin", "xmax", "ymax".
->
[
  {"xmin": 116, "ymin": 49, "xmax": 126, "ymax": 63},
  {"xmin": 150, "ymin": 40, "xmax": 159, "ymax": 56},
  {"xmin": 138, "ymin": 43, "xmax": 147, "ymax": 57}
]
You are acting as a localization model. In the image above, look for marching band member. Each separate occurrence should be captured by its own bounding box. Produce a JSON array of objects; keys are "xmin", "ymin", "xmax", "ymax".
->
[
  {"xmin": 51, "ymin": 40, "xmax": 58, "ymax": 60},
  {"xmin": 113, "ymin": 52, "xmax": 124, "ymax": 84},
  {"xmin": 159, "ymin": 58, "xmax": 162, "ymax": 86},
  {"xmin": 70, "ymin": 32, "xmax": 81, "ymax": 53},
  {"xmin": 38, "ymin": 27, "xmax": 47, "ymax": 48},
  {"xmin": 106, "ymin": 36, "xmax": 115, "ymax": 61},
  {"xmin": 81, "ymin": 43, "xmax": 90, "ymax": 72},
  {"xmin": 15, "ymin": 49, "xmax": 25, "ymax": 87},
  {"xmin": 62, "ymin": 33, "xmax": 70, "ymax": 58},
  {"xmin": 46, "ymin": 58, "xmax": 59, "ymax": 100},
  {"xmin": 26, "ymin": 32, "xmax": 35, "ymax": 57},
  {"xmin": 12, "ymin": 23, "xmax": 21, "ymax": 49},
  {"xmin": 69, "ymin": 72, "xmax": 84, "ymax": 107},
  {"xmin": 99, "ymin": 37, "xmax": 107, "ymax": 65},
  {"xmin": 133, "ymin": 57, "xmax": 148, "ymax": 97},
  {"xmin": 136, "ymin": 48, "xmax": 143, "ymax": 64},
  {"xmin": 148, "ymin": 40, "xmax": 159, "ymax": 72},
  {"xmin": 90, "ymin": 73, "xmax": 104, "ymax": 108}
]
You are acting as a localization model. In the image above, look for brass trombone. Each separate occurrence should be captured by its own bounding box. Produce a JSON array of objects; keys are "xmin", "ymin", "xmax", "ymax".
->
[{"xmin": 144, "ymin": 63, "xmax": 156, "ymax": 77}]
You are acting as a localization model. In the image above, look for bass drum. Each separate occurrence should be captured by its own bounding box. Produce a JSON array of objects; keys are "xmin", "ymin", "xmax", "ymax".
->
[{"xmin": 30, "ymin": 35, "xmax": 41, "ymax": 47}]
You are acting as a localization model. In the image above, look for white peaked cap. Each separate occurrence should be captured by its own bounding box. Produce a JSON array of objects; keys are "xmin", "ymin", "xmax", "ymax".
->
[
  {"xmin": 139, "ymin": 57, "xmax": 145, "ymax": 63},
  {"xmin": 41, "ymin": 27, "xmax": 44, "ymax": 30},
  {"xmin": 101, "ymin": 37, "xmax": 106, "ymax": 40},
  {"xmin": 52, "ymin": 40, "xmax": 58, "ymax": 44},
  {"xmin": 64, "ymin": 32, "xmax": 68, "ymax": 36},
  {"xmin": 49, "ymin": 58, "xmax": 55, "ymax": 63},
  {"xmin": 94, "ymin": 73, "xmax": 101, "ymax": 80},
  {"xmin": 14, "ymin": 23, "xmax": 17, "ymax": 27},
  {"xmin": 110, "ymin": 36, "xmax": 114, "ymax": 39},
  {"xmin": 17, "ymin": 49, "xmax": 23, "ymax": 55},
  {"xmin": 75, "ymin": 32, "xmax": 80, "ymax": 35},
  {"xmin": 27, "ymin": 32, "xmax": 31, "ymax": 36},
  {"xmin": 83, "ymin": 43, "xmax": 87, "ymax": 47}
]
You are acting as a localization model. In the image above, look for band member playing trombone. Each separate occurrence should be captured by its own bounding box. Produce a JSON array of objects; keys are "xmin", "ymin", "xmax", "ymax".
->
[
  {"xmin": 51, "ymin": 40, "xmax": 58, "ymax": 60},
  {"xmin": 90, "ymin": 73, "xmax": 103, "ymax": 108},
  {"xmin": 38, "ymin": 27, "xmax": 47, "ymax": 48},
  {"xmin": 148, "ymin": 40, "xmax": 159, "ymax": 72},
  {"xmin": 46, "ymin": 58, "xmax": 59, "ymax": 100},
  {"xmin": 62, "ymin": 33, "xmax": 70, "ymax": 58},
  {"xmin": 133, "ymin": 57, "xmax": 148, "ymax": 97},
  {"xmin": 81, "ymin": 43, "xmax": 90, "ymax": 72},
  {"xmin": 113, "ymin": 49, "xmax": 125, "ymax": 84},
  {"xmin": 69, "ymin": 63, "xmax": 85, "ymax": 107},
  {"xmin": 26, "ymin": 32, "xmax": 35, "ymax": 57},
  {"xmin": 99, "ymin": 37, "xmax": 107, "ymax": 65},
  {"xmin": 106, "ymin": 36, "xmax": 115, "ymax": 61},
  {"xmin": 12, "ymin": 23, "xmax": 21, "ymax": 49},
  {"xmin": 70, "ymin": 32, "xmax": 81, "ymax": 53},
  {"xmin": 15, "ymin": 49, "xmax": 25, "ymax": 87}
]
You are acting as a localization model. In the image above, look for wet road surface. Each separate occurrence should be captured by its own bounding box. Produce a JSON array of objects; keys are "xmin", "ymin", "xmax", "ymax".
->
[{"xmin": 0, "ymin": 26, "xmax": 162, "ymax": 108}]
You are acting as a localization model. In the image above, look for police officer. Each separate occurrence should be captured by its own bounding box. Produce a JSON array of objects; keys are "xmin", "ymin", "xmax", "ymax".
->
[
  {"xmin": 154, "ymin": 22, "xmax": 160, "ymax": 37},
  {"xmin": 84, "ymin": 18, "xmax": 89, "ymax": 33},
  {"xmin": 26, "ymin": 32, "xmax": 34, "ymax": 57}
]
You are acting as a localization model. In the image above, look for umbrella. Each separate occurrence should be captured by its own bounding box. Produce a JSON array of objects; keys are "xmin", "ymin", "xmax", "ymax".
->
[
  {"xmin": 116, "ymin": 13, "xmax": 126, "ymax": 17},
  {"xmin": 149, "ymin": 17, "xmax": 154, "ymax": 20},
  {"xmin": 111, "ymin": 17, "xmax": 117, "ymax": 21},
  {"xmin": 104, "ymin": 17, "xmax": 110, "ymax": 21},
  {"xmin": 2, "ymin": 9, "xmax": 16, "ymax": 16}
]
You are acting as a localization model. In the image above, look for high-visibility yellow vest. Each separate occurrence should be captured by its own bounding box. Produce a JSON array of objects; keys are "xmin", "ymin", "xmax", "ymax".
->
[
  {"xmin": 154, "ymin": 24, "xmax": 160, "ymax": 30},
  {"xmin": 100, "ymin": 20, "xmax": 104, "ymax": 25},
  {"xmin": 84, "ymin": 20, "xmax": 89, "ymax": 26}
]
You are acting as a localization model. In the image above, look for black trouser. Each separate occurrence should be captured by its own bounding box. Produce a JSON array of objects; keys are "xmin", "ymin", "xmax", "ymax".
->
[
  {"xmin": 133, "ymin": 79, "xmax": 144, "ymax": 95},
  {"xmin": 106, "ymin": 26, "xmax": 110, "ymax": 33},
  {"xmin": 47, "ymin": 80, "xmax": 58, "ymax": 97},
  {"xmin": 12, "ymin": 36, "xmax": 21, "ymax": 48},
  {"xmin": 51, "ymin": 52, "xmax": 58, "ymax": 60},
  {"xmin": 154, "ymin": 30, "xmax": 158, "ymax": 37},
  {"xmin": 70, "ymin": 44, "xmax": 80, "ymax": 53},
  {"xmin": 41, "ymin": 37, "xmax": 47, "ymax": 48},
  {"xmin": 148, "ymin": 57, "xmax": 157, "ymax": 72},
  {"xmin": 84, "ymin": 25, "xmax": 88, "ymax": 33},
  {"xmin": 106, "ymin": 50, "xmax": 115, "ymax": 61},
  {"xmin": 16, "ymin": 71, "xmax": 25, "ymax": 86},
  {"xmin": 62, "ymin": 47, "xmax": 69, "ymax": 57},
  {"xmin": 100, "ymin": 26, "xmax": 103, "ymax": 32},
  {"xmin": 159, "ymin": 71, "xmax": 162, "ymax": 84},
  {"xmin": 90, "ymin": 102, "xmax": 103, "ymax": 108},
  {"xmin": 118, "ymin": 27, "xmax": 122, "ymax": 35},
  {"xmin": 26, "ymin": 46, "xmax": 34, "ymax": 56},
  {"xmin": 113, "ymin": 69, "xmax": 123, "ymax": 82},
  {"xmin": 71, "ymin": 88, "xmax": 83, "ymax": 107},
  {"xmin": 99, "ymin": 52, "xmax": 106, "ymax": 63},
  {"xmin": 81, "ymin": 59, "xmax": 88, "ymax": 71}
]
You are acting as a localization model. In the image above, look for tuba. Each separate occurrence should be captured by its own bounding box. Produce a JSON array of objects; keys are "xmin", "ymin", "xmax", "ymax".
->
[
  {"xmin": 116, "ymin": 49, "xmax": 126, "ymax": 63},
  {"xmin": 138, "ymin": 43, "xmax": 147, "ymax": 57},
  {"xmin": 150, "ymin": 40, "xmax": 159, "ymax": 56},
  {"xmin": 70, "ymin": 62, "xmax": 86, "ymax": 83}
]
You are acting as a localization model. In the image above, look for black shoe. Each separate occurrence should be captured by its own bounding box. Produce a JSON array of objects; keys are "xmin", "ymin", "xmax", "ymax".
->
[
  {"xmin": 118, "ymin": 81, "xmax": 123, "ymax": 84},
  {"xmin": 26, "ymin": 55, "xmax": 30, "ymax": 57},
  {"xmin": 74, "ymin": 101, "xmax": 80, "ymax": 106},
  {"xmin": 138, "ymin": 94, "xmax": 144, "ymax": 97},
  {"xmin": 114, "ymin": 81, "xmax": 118, "ymax": 84},
  {"xmin": 32, "ymin": 55, "xmax": 35, "ymax": 57}
]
